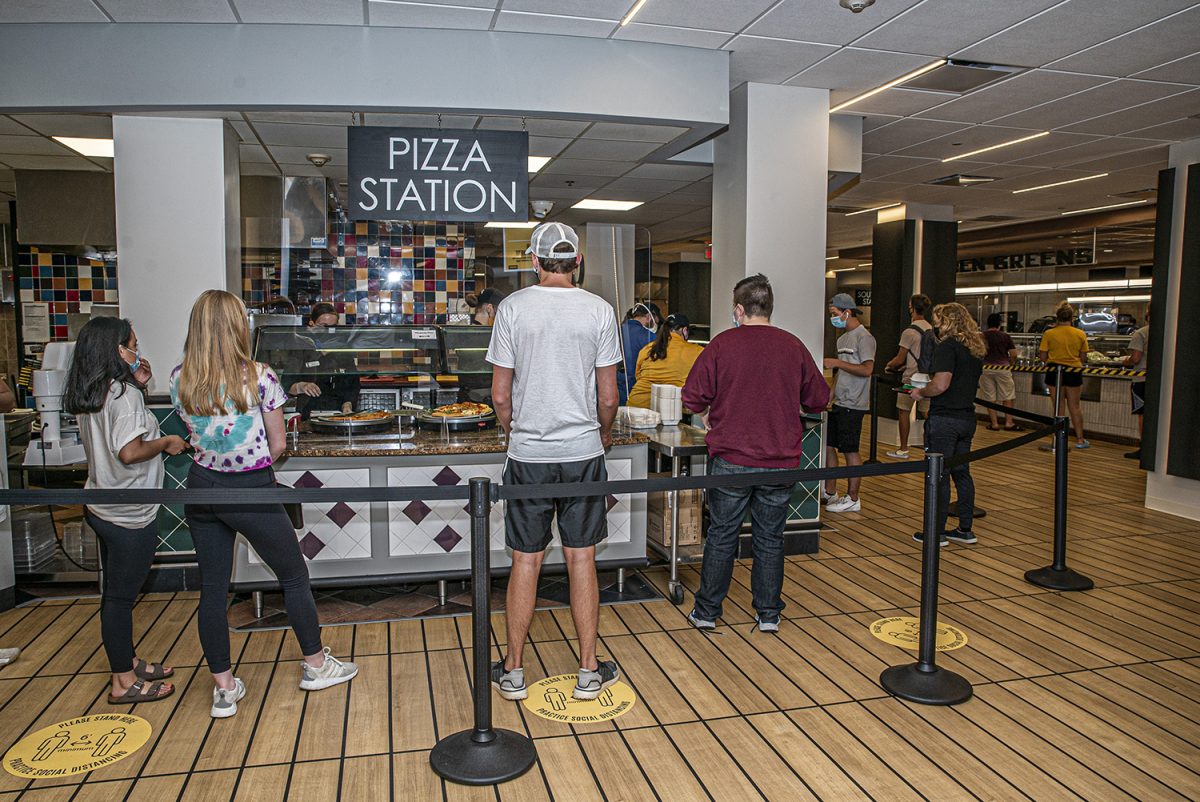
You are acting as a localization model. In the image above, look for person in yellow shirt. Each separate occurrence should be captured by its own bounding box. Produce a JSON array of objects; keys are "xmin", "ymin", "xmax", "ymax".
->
[
  {"xmin": 1038, "ymin": 301, "xmax": 1090, "ymax": 449},
  {"xmin": 627, "ymin": 314, "xmax": 704, "ymax": 409}
]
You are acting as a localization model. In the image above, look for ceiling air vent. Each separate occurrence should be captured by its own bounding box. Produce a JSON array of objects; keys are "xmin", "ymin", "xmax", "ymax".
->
[
  {"xmin": 926, "ymin": 174, "xmax": 996, "ymax": 187},
  {"xmin": 903, "ymin": 60, "xmax": 1023, "ymax": 95}
]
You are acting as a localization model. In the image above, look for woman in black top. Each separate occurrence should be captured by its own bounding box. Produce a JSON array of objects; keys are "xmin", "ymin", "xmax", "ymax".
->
[
  {"xmin": 908, "ymin": 303, "xmax": 984, "ymax": 545},
  {"xmin": 284, "ymin": 303, "xmax": 361, "ymax": 419}
]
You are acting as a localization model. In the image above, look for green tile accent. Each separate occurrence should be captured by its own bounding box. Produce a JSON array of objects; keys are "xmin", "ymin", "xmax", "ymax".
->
[{"xmin": 152, "ymin": 407, "xmax": 193, "ymax": 553}]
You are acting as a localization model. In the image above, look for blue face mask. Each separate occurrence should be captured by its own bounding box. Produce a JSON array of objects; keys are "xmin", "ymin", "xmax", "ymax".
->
[
  {"xmin": 830, "ymin": 314, "xmax": 847, "ymax": 329},
  {"xmin": 123, "ymin": 344, "xmax": 142, "ymax": 372},
  {"xmin": 731, "ymin": 312, "xmax": 741, "ymax": 329}
]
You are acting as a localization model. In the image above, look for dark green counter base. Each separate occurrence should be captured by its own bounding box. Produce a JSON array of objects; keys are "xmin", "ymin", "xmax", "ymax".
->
[{"xmin": 737, "ymin": 526, "xmax": 820, "ymax": 558}]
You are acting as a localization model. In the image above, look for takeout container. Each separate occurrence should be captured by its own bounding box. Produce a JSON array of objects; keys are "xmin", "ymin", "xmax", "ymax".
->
[{"xmin": 650, "ymin": 384, "xmax": 683, "ymax": 426}]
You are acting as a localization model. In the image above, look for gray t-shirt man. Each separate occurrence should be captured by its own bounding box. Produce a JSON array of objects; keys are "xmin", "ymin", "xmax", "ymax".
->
[
  {"xmin": 486, "ymin": 285, "xmax": 623, "ymax": 463},
  {"xmin": 899, "ymin": 319, "xmax": 932, "ymax": 382},
  {"xmin": 1129, "ymin": 325, "xmax": 1150, "ymax": 372},
  {"xmin": 833, "ymin": 325, "xmax": 877, "ymax": 410}
]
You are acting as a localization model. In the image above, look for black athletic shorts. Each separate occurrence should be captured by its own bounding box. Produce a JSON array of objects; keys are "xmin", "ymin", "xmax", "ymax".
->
[
  {"xmin": 503, "ymin": 456, "xmax": 609, "ymax": 553},
  {"xmin": 826, "ymin": 405, "xmax": 866, "ymax": 455},
  {"xmin": 1131, "ymin": 381, "xmax": 1146, "ymax": 415},
  {"xmin": 1045, "ymin": 364, "xmax": 1083, "ymax": 388}
]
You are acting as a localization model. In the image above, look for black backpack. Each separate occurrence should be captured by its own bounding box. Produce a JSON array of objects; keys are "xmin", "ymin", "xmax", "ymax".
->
[{"xmin": 907, "ymin": 324, "xmax": 937, "ymax": 375}]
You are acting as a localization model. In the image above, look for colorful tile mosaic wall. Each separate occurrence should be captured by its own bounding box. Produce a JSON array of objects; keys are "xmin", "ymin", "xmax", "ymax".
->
[
  {"xmin": 17, "ymin": 247, "xmax": 118, "ymax": 341},
  {"xmin": 242, "ymin": 221, "xmax": 476, "ymax": 325}
]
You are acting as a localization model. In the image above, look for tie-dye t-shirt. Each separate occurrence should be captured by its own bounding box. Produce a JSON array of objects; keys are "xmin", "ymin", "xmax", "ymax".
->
[{"xmin": 169, "ymin": 362, "xmax": 288, "ymax": 472}]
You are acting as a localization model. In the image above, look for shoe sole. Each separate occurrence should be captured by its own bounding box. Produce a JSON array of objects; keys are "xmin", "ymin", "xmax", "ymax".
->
[
  {"xmin": 688, "ymin": 617, "xmax": 716, "ymax": 631},
  {"xmin": 573, "ymin": 674, "xmax": 619, "ymax": 701},
  {"xmin": 827, "ymin": 505, "xmax": 861, "ymax": 513},
  {"xmin": 299, "ymin": 666, "xmax": 359, "ymax": 691},
  {"xmin": 946, "ymin": 535, "xmax": 977, "ymax": 544},
  {"xmin": 492, "ymin": 684, "xmax": 528, "ymax": 701}
]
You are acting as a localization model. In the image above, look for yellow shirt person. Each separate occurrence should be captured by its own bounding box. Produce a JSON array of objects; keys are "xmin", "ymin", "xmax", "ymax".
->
[
  {"xmin": 1039, "ymin": 322, "xmax": 1089, "ymax": 367},
  {"xmin": 627, "ymin": 315, "xmax": 704, "ymax": 409}
]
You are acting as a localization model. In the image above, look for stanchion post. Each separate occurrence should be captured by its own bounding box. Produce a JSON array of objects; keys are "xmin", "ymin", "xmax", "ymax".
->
[
  {"xmin": 1024, "ymin": 418, "xmax": 1094, "ymax": 592},
  {"xmin": 879, "ymin": 452, "xmax": 972, "ymax": 705},
  {"xmin": 430, "ymin": 478, "xmax": 537, "ymax": 785},
  {"xmin": 866, "ymin": 374, "xmax": 880, "ymax": 465}
]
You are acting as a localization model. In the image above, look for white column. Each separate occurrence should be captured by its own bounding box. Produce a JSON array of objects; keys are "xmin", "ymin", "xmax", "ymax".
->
[
  {"xmin": 113, "ymin": 117, "xmax": 241, "ymax": 393},
  {"xmin": 1145, "ymin": 137, "xmax": 1200, "ymax": 521},
  {"xmin": 711, "ymin": 84, "xmax": 830, "ymax": 356}
]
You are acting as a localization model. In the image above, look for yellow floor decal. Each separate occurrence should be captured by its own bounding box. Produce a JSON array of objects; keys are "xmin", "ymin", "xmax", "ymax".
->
[
  {"xmin": 870, "ymin": 616, "xmax": 969, "ymax": 652},
  {"xmin": 4, "ymin": 714, "xmax": 152, "ymax": 779},
  {"xmin": 522, "ymin": 674, "xmax": 637, "ymax": 724}
]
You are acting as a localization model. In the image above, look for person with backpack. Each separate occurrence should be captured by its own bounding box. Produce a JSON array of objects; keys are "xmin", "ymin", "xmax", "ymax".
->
[
  {"xmin": 823, "ymin": 293, "xmax": 876, "ymax": 513},
  {"xmin": 883, "ymin": 294, "xmax": 933, "ymax": 459}
]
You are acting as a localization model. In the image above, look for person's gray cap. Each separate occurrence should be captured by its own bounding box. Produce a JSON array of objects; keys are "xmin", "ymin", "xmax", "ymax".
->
[
  {"xmin": 830, "ymin": 292, "xmax": 862, "ymax": 313},
  {"xmin": 525, "ymin": 222, "xmax": 579, "ymax": 260}
]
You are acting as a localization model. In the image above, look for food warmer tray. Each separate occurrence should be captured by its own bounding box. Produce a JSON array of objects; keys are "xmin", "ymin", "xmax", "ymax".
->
[
  {"xmin": 309, "ymin": 412, "xmax": 412, "ymax": 434},
  {"xmin": 416, "ymin": 412, "xmax": 497, "ymax": 432}
]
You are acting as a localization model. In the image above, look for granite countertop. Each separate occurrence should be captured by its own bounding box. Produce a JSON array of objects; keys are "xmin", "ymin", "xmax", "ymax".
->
[{"xmin": 282, "ymin": 422, "xmax": 649, "ymax": 458}]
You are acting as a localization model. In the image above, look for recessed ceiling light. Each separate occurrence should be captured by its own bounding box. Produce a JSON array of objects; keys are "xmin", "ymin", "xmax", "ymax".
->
[
  {"xmin": 572, "ymin": 199, "xmax": 644, "ymax": 211},
  {"xmin": 52, "ymin": 136, "xmax": 114, "ymax": 158},
  {"xmin": 857, "ymin": 263, "xmax": 872, "ymax": 267},
  {"xmin": 831, "ymin": 266, "xmax": 858, "ymax": 272},
  {"xmin": 1011, "ymin": 173, "xmax": 1108, "ymax": 194},
  {"xmin": 621, "ymin": 0, "xmax": 649, "ymax": 26},
  {"xmin": 825, "ymin": 255, "xmax": 838, "ymax": 261},
  {"xmin": 528, "ymin": 156, "xmax": 551, "ymax": 173},
  {"xmin": 829, "ymin": 59, "xmax": 947, "ymax": 114},
  {"xmin": 1060, "ymin": 199, "xmax": 1149, "ymax": 216},
  {"xmin": 484, "ymin": 221, "xmax": 539, "ymax": 228},
  {"xmin": 942, "ymin": 131, "xmax": 1049, "ymax": 163},
  {"xmin": 845, "ymin": 202, "xmax": 901, "ymax": 217}
]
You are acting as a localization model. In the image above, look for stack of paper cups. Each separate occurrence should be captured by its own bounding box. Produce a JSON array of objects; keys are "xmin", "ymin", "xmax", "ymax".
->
[{"xmin": 651, "ymin": 384, "xmax": 683, "ymax": 426}]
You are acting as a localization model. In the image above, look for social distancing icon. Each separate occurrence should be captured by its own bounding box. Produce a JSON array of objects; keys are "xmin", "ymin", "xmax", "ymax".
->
[
  {"xmin": 870, "ymin": 616, "xmax": 969, "ymax": 652},
  {"xmin": 522, "ymin": 675, "xmax": 637, "ymax": 724},
  {"xmin": 3, "ymin": 714, "xmax": 152, "ymax": 779}
]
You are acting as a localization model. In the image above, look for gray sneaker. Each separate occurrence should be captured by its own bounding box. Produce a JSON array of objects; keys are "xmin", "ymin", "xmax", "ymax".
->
[
  {"xmin": 299, "ymin": 647, "xmax": 358, "ymax": 691},
  {"xmin": 211, "ymin": 678, "xmax": 246, "ymax": 719},
  {"xmin": 687, "ymin": 610, "xmax": 716, "ymax": 630},
  {"xmin": 0, "ymin": 647, "xmax": 19, "ymax": 666},
  {"xmin": 490, "ymin": 659, "xmax": 527, "ymax": 701},
  {"xmin": 574, "ymin": 660, "xmax": 620, "ymax": 701}
]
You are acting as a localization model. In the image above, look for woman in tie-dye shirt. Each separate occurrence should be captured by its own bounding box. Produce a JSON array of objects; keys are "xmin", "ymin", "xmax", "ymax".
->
[{"xmin": 172, "ymin": 290, "xmax": 358, "ymax": 720}]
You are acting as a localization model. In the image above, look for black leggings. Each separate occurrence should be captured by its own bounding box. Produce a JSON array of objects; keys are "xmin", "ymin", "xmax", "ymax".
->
[
  {"xmin": 84, "ymin": 510, "xmax": 158, "ymax": 674},
  {"xmin": 185, "ymin": 463, "xmax": 322, "ymax": 674}
]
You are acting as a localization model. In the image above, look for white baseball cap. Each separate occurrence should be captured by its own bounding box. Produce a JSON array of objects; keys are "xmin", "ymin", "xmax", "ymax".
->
[{"xmin": 525, "ymin": 222, "xmax": 579, "ymax": 259}]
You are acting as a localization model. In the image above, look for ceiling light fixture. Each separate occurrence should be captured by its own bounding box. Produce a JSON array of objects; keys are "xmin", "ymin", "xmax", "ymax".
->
[
  {"xmin": 831, "ymin": 267, "xmax": 858, "ymax": 272},
  {"xmin": 528, "ymin": 156, "xmax": 551, "ymax": 173},
  {"xmin": 52, "ymin": 136, "xmax": 114, "ymax": 158},
  {"xmin": 845, "ymin": 202, "xmax": 901, "ymax": 217},
  {"xmin": 621, "ymin": 0, "xmax": 649, "ymax": 26},
  {"xmin": 484, "ymin": 221, "xmax": 539, "ymax": 228},
  {"xmin": 857, "ymin": 263, "xmax": 872, "ymax": 267},
  {"xmin": 572, "ymin": 199, "xmax": 644, "ymax": 211},
  {"xmin": 1011, "ymin": 172, "xmax": 1109, "ymax": 194},
  {"xmin": 958, "ymin": 279, "xmax": 1151, "ymax": 296},
  {"xmin": 825, "ymin": 255, "xmax": 838, "ymax": 261},
  {"xmin": 942, "ymin": 131, "xmax": 1049, "ymax": 163},
  {"xmin": 1060, "ymin": 199, "xmax": 1149, "ymax": 216},
  {"xmin": 830, "ymin": 59, "xmax": 947, "ymax": 113}
]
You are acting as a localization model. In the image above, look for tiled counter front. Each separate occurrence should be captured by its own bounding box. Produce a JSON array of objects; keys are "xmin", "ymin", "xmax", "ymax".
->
[{"xmin": 1009, "ymin": 373, "xmax": 1140, "ymax": 441}]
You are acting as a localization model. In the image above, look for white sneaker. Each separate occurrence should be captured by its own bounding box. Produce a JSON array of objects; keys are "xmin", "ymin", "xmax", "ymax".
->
[
  {"xmin": 822, "ymin": 492, "xmax": 845, "ymax": 506},
  {"xmin": 826, "ymin": 496, "xmax": 861, "ymax": 513},
  {"xmin": 886, "ymin": 450, "xmax": 910, "ymax": 459},
  {"xmin": 299, "ymin": 647, "xmax": 359, "ymax": 691},
  {"xmin": 211, "ymin": 678, "xmax": 246, "ymax": 719},
  {"xmin": 0, "ymin": 647, "xmax": 20, "ymax": 666}
]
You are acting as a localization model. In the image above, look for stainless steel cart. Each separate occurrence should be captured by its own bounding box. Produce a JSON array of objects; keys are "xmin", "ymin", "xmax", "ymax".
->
[{"xmin": 644, "ymin": 425, "xmax": 710, "ymax": 605}]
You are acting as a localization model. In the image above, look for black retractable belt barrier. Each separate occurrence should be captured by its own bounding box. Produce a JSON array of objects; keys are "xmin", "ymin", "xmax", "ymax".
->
[
  {"xmin": 430, "ymin": 477, "xmax": 537, "ymax": 785},
  {"xmin": 879, "ymin": 452, "xmax": 973, "ymax": 705},
  {"xmin": 1024, "ymin": 418, "xmax": 1094, "ymax": 592}
]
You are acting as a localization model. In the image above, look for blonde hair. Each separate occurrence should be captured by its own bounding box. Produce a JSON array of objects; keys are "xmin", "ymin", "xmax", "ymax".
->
[
  {"xmin": 1055, "ymin": 301, "xmax": 1075, "ymax": 323},
  {"xmin": 932, "ymin": 303, "xmax": 986, "ymax": 360},
  {"xmin": 177, "ymin": 290, "xmax": 262, "ymax": 416}
]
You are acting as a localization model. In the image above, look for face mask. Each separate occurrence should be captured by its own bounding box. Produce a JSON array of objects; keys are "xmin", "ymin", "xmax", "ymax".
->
[
  {"xmin": 122, "ymin": 344, "xmax": 142, "ymax": 372},
  {"xmin": 830, "ymin": 315, "xmax": 847, "ymax": 329},
  {"xmin": 731, "ymin": 312, "xmax": 741, "ymax": 329},
  {"xmin": 645, "ymin": 321, "xmax": 657, "ymax": 334}
]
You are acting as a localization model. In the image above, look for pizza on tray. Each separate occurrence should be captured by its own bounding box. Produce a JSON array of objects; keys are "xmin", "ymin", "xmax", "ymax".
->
[
  {"xmin": 321, "ymin": 410, "xmax": 392, "ymax": 422},
  {"xmin": 429, "ymin": 402, "xmax": 493, "ymax": 419}
]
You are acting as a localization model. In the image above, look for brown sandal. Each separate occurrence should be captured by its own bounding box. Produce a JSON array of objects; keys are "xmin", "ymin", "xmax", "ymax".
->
[
  {"xmin": 108, "ymin": 679, "xmax": 174, "ymax": 705},
  {"xmin": 134, "ymin": 658, "xmax": 174, "ymax": 681}
]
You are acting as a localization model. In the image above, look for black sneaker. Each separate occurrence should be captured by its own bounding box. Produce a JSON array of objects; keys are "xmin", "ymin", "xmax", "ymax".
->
[
  {"xmin": 574, "ymin": 660, "xmax": 619, "ymax": 701},
  {"xmin": 912, "ymin": 532, "xmax": 948, "ymax": 547},
  {"xmin": 946, "ymin": 528, "xmax": 977, "ymax": 545},
  {"xmin": 490, "ymin": 659, "xmax": 527, "ymax": 701}
]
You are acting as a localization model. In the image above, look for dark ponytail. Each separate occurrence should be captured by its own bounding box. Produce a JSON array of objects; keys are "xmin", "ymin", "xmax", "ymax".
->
[{"xmin": 648, "ymin": 314, "xmax": 689, "ymax": 362}]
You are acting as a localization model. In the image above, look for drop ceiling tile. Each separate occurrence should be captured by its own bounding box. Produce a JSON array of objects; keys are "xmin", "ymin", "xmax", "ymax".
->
[
  {"xmin": 229, "ymin": 120, "xmax": 256, "ymax": 142},
  {"xmin": 370, "ymin": 3, "xmax": 493, "ymax": 29},
  {"xmin": 477, "ymin": 117, "xmax": 591, "ymax": 137},
  {"xmin": 528, "ymin": 136, "xmax": 574, "ymax": 157},
  {"xmin": 239, "ymin": 144, "xmax": 274, "ymax": 164},
  {"xmin": 1048, "ymin": 7, "xmax": 1200, "ymax": 77},
  {"xmin": 530, "ymin": 174, "xmax": 607, "ymax": 192},
  {"xmin": 612, "ymin": 22, "xmax": 731, "ymax": 48},
  {"xmin": 245, "ymin": 111, "xmax": 356, "ymax": 125},
  {"xmin": 859, "ymin": 114, "xmax": 902, "ymax": 134},
  {"xmin": 504, "ymin": 0, "xmax": 628, "ymax": 16},
  {"xmin": 0, "ymin": 135, "xmax": 75, "ymax": 156},
  {"xmin": 600, "ymin": 177, "xmax": 694, "ymax": 195},
  {"xmin": 1126, "ymin": 117, "xmax": 1200, "ymax": 141},
  {"xmin": 1067, "ymin": 146, "xmax": 1171, "ymax": 174},
  {"xmin": 232, "ymin": 0, "xmax": 364, "ymax": 25},
  {"xmin": 267, "ymin": 146, "xmax": 348, "ymax": 165},
  {"xmin": 273, "ymin": 162, "xmax": 328, "ymax": 177},
  {"xmin": 955, "ymin": 0, "xmax": 1197, "ymax": 69},
  {"xmin": 855, "ymin": 0, "xmax": 1064, "ymax": 55},
  {"xmin": 559, "ymin": 139, "xmax": 662, "ymax": 162},
  {"xmin": 861, "ymin": 118, "xmax": 972, "ymax": 155},
  {"xmin": 581, "ymin": 123, "xmax": 688, "ymax": 143},
  {"xmin": 1134, "ymin": 52, "xmax": 1200, "ymax": 84},
  {"xmin": 251, "ymin": 123, "xmax": 348, "ymax": 148},
  {"xmin": 635, "ymin": 0, "xmax": 775, "ymax": 33},
  {"xmin": 912, "ymin": 70, "xmax": 1109, "ymax": 124},
  {"xmin": 876, "ymin": 160, "xmax": 1041, "ymax": 186},
  {"xmin": 100, "ymin": 0, "xmax": 237, "ymax": 22},
  {"xmin": 746, "ymin": 0, "xmax": 923, "ymax": 46},
  {"xmin": 363, "ymin": 113, "xmax": 479, "ymax": 129},
  {"xmin": 1012, "ymin": 137, "xmax": 1166, "ymax": 168},
  {"xmin": 723, "ymin": 36, "xmax": 838, "ymax": 86},
  {"xmin": 0, "ymin": 118, "xmax": 37, "ymax": 137},
  {"xmin": 8, "ymin": 114, "xmax": 111, "ymax": 138},
  {"xmin": 992, "ymin": 79, "xmax": 1189, "ymax": 130},
  {"xmin": 892, "ymin": 126, "xmax": 1088, "ymax": 161},
  {"xmin": 791, "ymin": 48, "xmax": 940, "ymax": 95},
  {"xmin": 241, "ymin": 162, "xmax": 282, "ymax": 176},
  {"xmin": 0, "ymin": 154, "xmax": 105, "ymax": 170},
  {"xmin": 372, "ymin": 0, "xmax": 495, "ymax": 7},
  {"xmin": 859, "ymin": 155, "xmax": 935, "ymax": 180},
  {"xmin": 523, "ymin": 187, "xmax": 590, "ymax": 202},
  {"xmin": 1058, "ymin": 89, "xmax": 1200, "ymax": 136},
  {"xmin": 541, "ymin": 158, "xmax": 634, "ymax": 177},
  {"xmin": 0, "ymin": 0, "xmax": 107, "ymax": 22},
  {"xmin": 981, "ymin": 168, "xmax": 1098, "ymax": 192},
  {"xmin": 837, "ymin": 88, "xmax": 955, "ymax": 117},
  {"xmin": 493, "ymin": 11, "xmax": 618, "ymax": 36},
  {"xmin": 624, "ymin": 163, "xmax": 713, "ymax": 180}
]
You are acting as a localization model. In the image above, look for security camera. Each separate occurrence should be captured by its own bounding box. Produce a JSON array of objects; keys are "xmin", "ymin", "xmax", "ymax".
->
[
  {"xmin": 531, "ymin": 200, "xmax": 554, "ymax": 219},
  {"xmin": 839, "ymin": 0, "xmax": 875, "ymax": 12},
  {"xmin": 306, "ymin": 153, "xmax": 331, "ymax": 167}
]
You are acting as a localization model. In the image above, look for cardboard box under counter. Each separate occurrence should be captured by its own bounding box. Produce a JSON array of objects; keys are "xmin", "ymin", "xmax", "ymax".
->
[{"xmin": 647, "ymin": 474, "xmax": 702, "ymax": 547}]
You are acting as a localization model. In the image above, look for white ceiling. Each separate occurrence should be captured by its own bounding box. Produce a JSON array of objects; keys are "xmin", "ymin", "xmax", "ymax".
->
[{"xmin": 0, "ymin": 0, "xmax": 1198, "ymax": 252}]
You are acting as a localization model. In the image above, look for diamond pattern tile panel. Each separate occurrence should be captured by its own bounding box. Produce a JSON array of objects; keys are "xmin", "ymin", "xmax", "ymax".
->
[{"xmin": 270, "ymin": 467, "xmax": 372, "ymax": 563}]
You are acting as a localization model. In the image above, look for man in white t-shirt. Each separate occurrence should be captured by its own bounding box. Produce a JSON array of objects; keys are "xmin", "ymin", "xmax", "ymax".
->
[
  {"xmin": 883, "ymin": 294, "xmax": 933, "ymax": 459},
  {"xmin": 485, "ymin": 222, "xmax": 623, "ymax": 703}
]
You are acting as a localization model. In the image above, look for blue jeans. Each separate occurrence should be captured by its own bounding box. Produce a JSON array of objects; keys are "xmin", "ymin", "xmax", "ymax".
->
[
  {"xmin": 924, "ymin": 415, "xmax": 976, "ymax": 534},
  {"xmin": 692, "ymin": 457, "xmax": 796, "ymax": 623}
]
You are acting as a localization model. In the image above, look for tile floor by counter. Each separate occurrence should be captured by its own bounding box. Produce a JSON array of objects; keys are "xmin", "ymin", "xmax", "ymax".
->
[{"xmin": 0, "ymin": 429, "xmax": 1198, "ymax": 800}]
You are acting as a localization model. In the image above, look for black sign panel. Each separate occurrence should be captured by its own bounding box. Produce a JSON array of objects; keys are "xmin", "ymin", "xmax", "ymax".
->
[
  {"xmin": 854, "ymin": 288, "xmax": 872, "ymax": 308},
  {"xmin": 347, "ymin": 127, "xmax": 529, "ymax": 222}
]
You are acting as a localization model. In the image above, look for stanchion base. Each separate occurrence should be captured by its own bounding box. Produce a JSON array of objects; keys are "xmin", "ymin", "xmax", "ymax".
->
[
  {"xmin": 1024, "ymin": 566, "xmax": 1094, "ymax": 592},
  {"xmin": 947, "ymin": 501, "xmax": 987, "ymax": 519},
  {"xmin": 880, "ymin": 663, "xmax": 973, "ymax": 705},
  {"xmin": 430, "ymin": 729, "xmax": 537, "ymax": 786}
]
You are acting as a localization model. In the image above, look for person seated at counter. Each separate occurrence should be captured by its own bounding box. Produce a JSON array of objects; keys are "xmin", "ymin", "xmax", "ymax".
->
[
  {"xmin": 466, "ymin": 287, "xmax": 506, "ymax": 326},
  {"xmin": 627, "ymin": 313, "xmax": 704, "ymax": 410},
  {"xmin": 282, "ymin": 303, "xmax": 361, "ymax": 420},
  {"xmin": 618, "ymin": 303, "xmax": 656, "ymax": 405}
]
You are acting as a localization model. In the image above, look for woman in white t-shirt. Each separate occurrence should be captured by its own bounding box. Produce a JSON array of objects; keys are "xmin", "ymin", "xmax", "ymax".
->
[
  {"xmin": 171, "ymin": 290, "xmax": 357, "ymax": 720},
  {"xmin": 65, "ymin": 317, "xmax": 188, "ymax": 704}
]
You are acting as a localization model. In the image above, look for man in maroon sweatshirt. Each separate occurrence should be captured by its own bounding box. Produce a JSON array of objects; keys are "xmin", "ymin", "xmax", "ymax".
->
[{"xmin": 682, "ymin": 274, "xmax": 830, "ymax": 631}]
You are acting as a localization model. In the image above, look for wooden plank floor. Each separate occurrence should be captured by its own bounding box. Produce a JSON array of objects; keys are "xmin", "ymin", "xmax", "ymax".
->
[{"xmin": 1, "ymin": 429, "xmax": 1198, "ymax": 800}]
